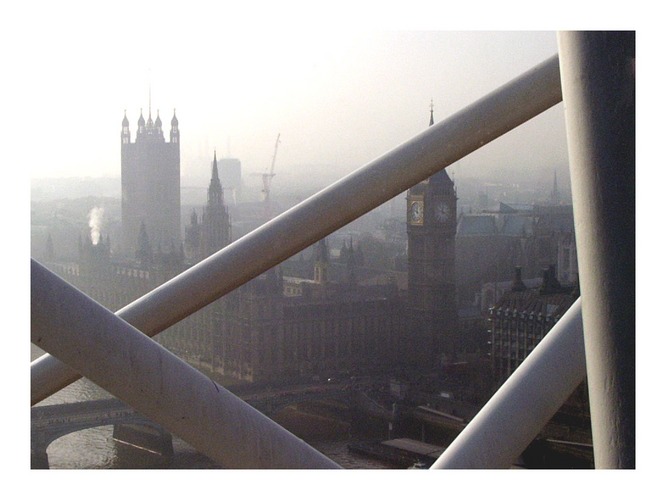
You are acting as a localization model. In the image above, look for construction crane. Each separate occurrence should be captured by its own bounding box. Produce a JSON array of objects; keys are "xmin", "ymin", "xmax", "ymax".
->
[{"xmin": 262, "ymin": 133, "xmax": 280, "ymax": 205}]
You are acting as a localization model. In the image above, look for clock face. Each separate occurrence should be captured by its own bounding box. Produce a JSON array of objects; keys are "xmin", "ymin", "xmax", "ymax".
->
[
  {"xmin": 409, "ymin": 200, "xmax": 424, "ymax": 225},
  {"xmin": 435, "ymin": 201, "xmax": 451, "ymax": 223}
]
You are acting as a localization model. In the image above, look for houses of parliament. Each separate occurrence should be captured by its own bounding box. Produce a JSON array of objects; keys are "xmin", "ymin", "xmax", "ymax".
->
[
  {"xmin": 39, "ymin": 104, "xmax": 458, "ymax": 385},
  {"xmin": 39, "ymin": 102, "xmax": 579, "ymax": 391}
]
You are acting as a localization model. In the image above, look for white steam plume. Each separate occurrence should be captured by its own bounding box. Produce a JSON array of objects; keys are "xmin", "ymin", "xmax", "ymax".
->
[{"xmin": 88, "ymin": 207, "xmax": 104, "ymax": 245}]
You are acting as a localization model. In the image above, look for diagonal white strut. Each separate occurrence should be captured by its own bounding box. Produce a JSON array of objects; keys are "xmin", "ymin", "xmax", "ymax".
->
[
  {"xmin": 31, "ymin": 259, "xmax": 341, "ymax": 469},
  {"xmin": 430, "ymin": 298, "xmax": 586, "ymax": 469}
]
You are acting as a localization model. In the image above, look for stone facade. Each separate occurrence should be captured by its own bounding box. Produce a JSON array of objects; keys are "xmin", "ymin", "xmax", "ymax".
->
[
  {"xmin": 215, "ymin": 269, "xmax": 406, "ymax": 382},
  {"xmin": 488, "ymin": 266, "xmax": 579, "ymax": 386},
  {"xmin": 120, "ymin": 109, "xmax": 181, "ymax": 258},
  {"xmin": 456, "ymin": 203, "xmax": 577, "ymax": 308}
]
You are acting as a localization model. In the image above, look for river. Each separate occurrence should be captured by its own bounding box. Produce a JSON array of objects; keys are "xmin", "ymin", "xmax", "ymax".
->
[{"xmin": 31, "ymin": 345, "xmax": 392, "ymax": 469}]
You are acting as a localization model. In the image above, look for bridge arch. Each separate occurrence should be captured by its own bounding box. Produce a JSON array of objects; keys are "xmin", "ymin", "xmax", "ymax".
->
[{"xmin": 31, "ymin": 399, "xmax": 172, "ymax": 469}]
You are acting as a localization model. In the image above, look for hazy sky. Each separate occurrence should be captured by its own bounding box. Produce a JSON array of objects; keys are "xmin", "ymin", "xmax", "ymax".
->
[{"xmin": 11, "ymin": 3, "xmax": 572, "ymax": 189}]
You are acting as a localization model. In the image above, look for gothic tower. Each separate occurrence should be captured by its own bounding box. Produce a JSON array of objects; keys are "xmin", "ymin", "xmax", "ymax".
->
[
  {"xmin": 200, "ymin": 151, "xmax": 232, "ymax": 259},
  {"xmin": 406, "ymin": 102, "xmax": 458, "ymax": 367},
  {"xmin": 120, "ymin": 107, "xmax": 181, "ymax": 258},
  {"xmin": 313, "ymin": 238, "xmax": 329, "ymax": 285}
]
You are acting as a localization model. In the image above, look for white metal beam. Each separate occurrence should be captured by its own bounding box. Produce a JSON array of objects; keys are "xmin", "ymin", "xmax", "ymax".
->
[
  {"xmin": 31, "ymin": 259, "xmax": 341, "ymax": 469},
  {"xmin": 558, "ymin": 31, "xmax": 635, "ymax": 468}
]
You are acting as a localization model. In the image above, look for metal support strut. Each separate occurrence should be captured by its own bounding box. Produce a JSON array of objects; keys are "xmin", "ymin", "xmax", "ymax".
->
[
  {"xmin": 558, "ymin": 31, "xmax": 635, "ymax": 469},
  {"xmin": 31, "ymin": 260, "xmax": 341, "ymax": 469}
]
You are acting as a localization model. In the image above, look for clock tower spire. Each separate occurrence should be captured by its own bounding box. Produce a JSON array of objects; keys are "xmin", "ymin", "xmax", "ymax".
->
[
  {"xmin": 429, "ymin": 99, "xmax": 435, "ymax": 126},
  {"xmin": 406, "ymin": 101, "xmax": 458, "ymax": 368}
]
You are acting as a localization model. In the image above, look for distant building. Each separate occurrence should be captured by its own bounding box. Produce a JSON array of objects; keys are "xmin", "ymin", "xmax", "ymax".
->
[
  {"xmin": 120, "ymin": 108, "xmax": 181, "ymax": 258},
  {"xmin": 46, "ymin": 140, "xmax": 407, "ymax": 385},
  {"xmin": 184, "ymin": 152, "xmax": 232, "ymax": 263},
  {"xmin": 488, "ymin": 265, "xmax": 579, "ymax": 385},
  {"xmin": 49, "ymin": 229, "xmax": 183, "ymax": 317},
  {"xmin": 456, "ymin": 202, "xmax": 577, "ymax": 308},
  {"xmin": 43, "ymin": 104, "xmax": 586, "ymax": 392},
  {"xmin": 215, "ymin": 245, "xmax": 406, "ymax": 383},
  {"xmin": 406, "ymin": 103, "xmax": 458, "ymax": 367}
]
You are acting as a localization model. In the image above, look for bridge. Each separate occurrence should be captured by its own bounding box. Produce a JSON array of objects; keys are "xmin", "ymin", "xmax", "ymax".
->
[
  {"xmin": 31, "ymin": 398, "xmax": 171, "ymax": 469},
  {"xmin": 31, "ymin": 32, "xmax": 634, "ymax": 470},
  {"xmin": 31, "ymin": 382, "xmax": 354, "ymax": 468}
]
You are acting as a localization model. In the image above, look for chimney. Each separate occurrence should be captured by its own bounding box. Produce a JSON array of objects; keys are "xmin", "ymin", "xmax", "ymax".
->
[
  {"xmin": 511, "ymin": 266, "xmax": 527, "ymax": 292},
  {"xmin": 540, "ymin": 265, "xmax": 562, "ymax": 295}
]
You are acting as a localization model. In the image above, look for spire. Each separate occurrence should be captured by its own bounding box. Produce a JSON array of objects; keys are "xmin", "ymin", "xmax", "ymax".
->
[
  {"xmin": 201, "ymin": 150, "xmax": 231, "ymax": 258},
  {"xmin": 315, "ymin": 238, "xmax": 329, "ymax": 264},
  {"xmin": 207, "ymin": 151, "xmax": 223, "ymax": 206},
  {"xmin": 146, "ymin": 80, "xmax": 154, "ymax": 129},
  {"xmin": 137, "ymin": 109, "xmax": 145, "ymax": 135},
  {"xmin": 212, "ymin": 150, "xmax": 220, "ymax": 181},
  {"xmin": 314, "ymin": 238, "xmax": 329, "ymax": 285},
  {"xmin": 428, "ymin": 100, "xmax": 453, "ymax": 190},
  {"xmin": 429, "ymin": 99, "xmax": 434, "ymax": 127},
  {"xmin": 169, "ymin": 109, "xmax": 179, "ymax": 144},
  {"xmin": 121, "ymin": 110, "xmax": 131, "ymax": 144},
  {"xmin": 154, "ymin": 110, "xmax": 163, "ymax": 139}
]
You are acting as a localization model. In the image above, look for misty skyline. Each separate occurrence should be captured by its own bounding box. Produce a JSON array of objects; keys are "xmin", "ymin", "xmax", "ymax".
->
[{"xmin": 19, "ymin": 24, "xmax": 568, "ymax": 187}]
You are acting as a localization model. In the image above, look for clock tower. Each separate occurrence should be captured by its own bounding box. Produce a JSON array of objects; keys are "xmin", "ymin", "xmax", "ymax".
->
[{"xmin": 406, "ymin": 102, "xmax": 458, "ymax": 368}]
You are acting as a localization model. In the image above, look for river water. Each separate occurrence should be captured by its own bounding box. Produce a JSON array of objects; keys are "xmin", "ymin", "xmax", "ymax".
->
[{"xmin": 31, "ymin": 345, "xmax": 392, "ymax": 470}]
